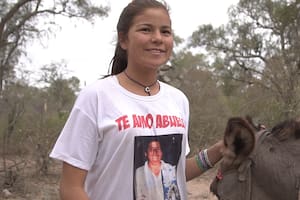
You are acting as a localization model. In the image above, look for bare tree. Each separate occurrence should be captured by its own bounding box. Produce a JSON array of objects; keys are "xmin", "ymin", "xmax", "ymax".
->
[
  {"xmin": 0, "ymin": 0, "xmax": 109, "ymax": 188},
  {"xmin": 0, "ymin": 0, "xmax": 109, "ymax": 93},
  {"xmin": 189, "ymin": 0, "xmax": 300, "ymax": 119}
]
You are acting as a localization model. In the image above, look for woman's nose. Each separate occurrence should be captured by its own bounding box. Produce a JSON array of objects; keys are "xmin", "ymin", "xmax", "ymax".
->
[{"xmin": 151, "ymin": 31, "xmax": 162, "ymax": 42}]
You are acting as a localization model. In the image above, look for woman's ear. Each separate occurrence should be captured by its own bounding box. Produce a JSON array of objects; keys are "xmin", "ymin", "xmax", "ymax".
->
[{"xmin": 118, "ymin": 32, "xmax": 128, "ymax": 50}]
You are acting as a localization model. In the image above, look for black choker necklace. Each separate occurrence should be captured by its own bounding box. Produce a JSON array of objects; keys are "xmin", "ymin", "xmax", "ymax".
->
[{"xmin": 124, "ymin": 71, "xmax": 157, "ymax": 96}]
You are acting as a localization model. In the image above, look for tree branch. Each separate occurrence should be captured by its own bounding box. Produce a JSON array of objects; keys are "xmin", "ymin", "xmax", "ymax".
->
[{"xmin": 0, "ymin": 0, "xmax": 35, "ymax": 41}]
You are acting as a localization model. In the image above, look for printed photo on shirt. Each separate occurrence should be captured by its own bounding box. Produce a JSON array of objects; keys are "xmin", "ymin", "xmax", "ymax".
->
[{"xmin": 133, "ymin": 134, "xmax": 182, "ymax": 200}]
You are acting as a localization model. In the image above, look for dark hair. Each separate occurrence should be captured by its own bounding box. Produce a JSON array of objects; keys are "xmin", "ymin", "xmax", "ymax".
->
[{"xmin": 108, "ymin": 0, "xmax": 170, "ymax": 75}]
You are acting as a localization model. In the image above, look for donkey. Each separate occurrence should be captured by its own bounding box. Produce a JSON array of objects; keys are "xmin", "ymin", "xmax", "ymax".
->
[{"xmin": 210, "ymin": 116, "xmax": 300, "ymax": 200}]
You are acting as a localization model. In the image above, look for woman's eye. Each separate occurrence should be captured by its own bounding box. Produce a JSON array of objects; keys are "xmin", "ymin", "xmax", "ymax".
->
[
  {"xmin": 140, "ymin": 28, "xmax": 151, "ymax": 32},
  {"xmin": 162, "ymin": 30, "xmax": 171, "ymax": 35}
]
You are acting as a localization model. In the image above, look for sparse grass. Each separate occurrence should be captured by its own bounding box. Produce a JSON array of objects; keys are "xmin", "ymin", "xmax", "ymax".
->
[{"xmin": 2, "ymin": 158, "xmax": 217, "ymax": 200}]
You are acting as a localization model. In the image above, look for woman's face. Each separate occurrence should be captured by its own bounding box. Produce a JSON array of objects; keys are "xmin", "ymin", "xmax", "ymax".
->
[
  {"xmin": 147, "ymin": 141, "xmax": 163, "ymax": 164},
  {"xmin": 120, "ymin": 8, "xmax": 173, "ymax": 71}
]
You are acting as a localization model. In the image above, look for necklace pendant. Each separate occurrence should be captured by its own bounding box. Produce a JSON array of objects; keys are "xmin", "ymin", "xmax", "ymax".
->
[
  {"xmin": 144, "ymin": 87, "xmax": 151, "ymax": 94},
  {"xmin": 124, "ymin": 71, "xmax": 157, "ymax": 96}
]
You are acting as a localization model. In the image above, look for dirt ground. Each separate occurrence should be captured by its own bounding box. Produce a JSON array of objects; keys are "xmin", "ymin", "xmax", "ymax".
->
[
  {"xmin": 2, "ymin": 161, "xmax": 218, "ymax": 200},
  {"xmin": 187, "ymin": 169, "xmax": 218, "ymax": 200}
]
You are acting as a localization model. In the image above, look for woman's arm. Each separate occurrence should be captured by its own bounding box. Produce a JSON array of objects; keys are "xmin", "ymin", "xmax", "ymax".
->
[
  {"xmin": 60, "ymin": 162, "xmax": 90, "ymax": 200},
  {"xmin": 185, "ymin": 140, "xmax": 224, "ymax": 181}
]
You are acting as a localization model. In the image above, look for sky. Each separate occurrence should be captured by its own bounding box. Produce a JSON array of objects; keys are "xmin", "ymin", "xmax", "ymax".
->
[{"xmin": 25, "ymin": 0, "xmax": 239, "ymax": 87}]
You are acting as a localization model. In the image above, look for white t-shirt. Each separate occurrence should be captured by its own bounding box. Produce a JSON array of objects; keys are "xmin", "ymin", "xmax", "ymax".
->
[
  {"xmin": 50, "ymin": 76, "xmax": 190, "ymax": 200},
  {"xmin": 135, "ymin": 160, "xmax": 180, "ymax": 200}
]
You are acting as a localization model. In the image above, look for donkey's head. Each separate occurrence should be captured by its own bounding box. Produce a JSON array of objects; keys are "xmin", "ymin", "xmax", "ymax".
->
[{"xmin": 210, "ymin": 116, "xmax": 300, "ymax": 200}]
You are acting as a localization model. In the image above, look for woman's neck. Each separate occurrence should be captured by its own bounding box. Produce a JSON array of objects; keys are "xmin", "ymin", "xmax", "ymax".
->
[
  {"xmin": 147, "ymin": 162, "xmax": 162, "ymax": 176},
  {"xmin": 117, "ymin": 70, "xmax": 160, "ymax": 96}
]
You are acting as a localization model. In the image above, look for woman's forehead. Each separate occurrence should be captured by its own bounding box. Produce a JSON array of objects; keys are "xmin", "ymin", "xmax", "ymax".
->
[
  {"xmin": 132, "ymin": 8, "xmax": 171, "ymax": 27},
  {"xmin": 148, "ymin": 141, "xmax": 161, "ymax": 148}
]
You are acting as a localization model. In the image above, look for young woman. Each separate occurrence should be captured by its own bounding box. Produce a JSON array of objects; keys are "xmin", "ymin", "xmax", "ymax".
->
[{"xmin": 50, "ymin": 1, "xmax": 223, "ymax": 199}]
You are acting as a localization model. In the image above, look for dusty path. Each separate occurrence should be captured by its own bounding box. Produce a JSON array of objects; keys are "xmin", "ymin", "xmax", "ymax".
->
[
  {"xmin": 2, "ymin": 162, "xmax": 218, "ymax": 200},
  {"xmin": 187, "ymin": 169, "xmax": 218, "ymax": 200}
]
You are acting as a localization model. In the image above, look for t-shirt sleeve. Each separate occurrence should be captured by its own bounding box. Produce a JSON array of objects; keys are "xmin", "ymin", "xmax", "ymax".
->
[
  {"xmin": 182, "ymin": 92, "xmax": 190, "ymax": 156},
  {"xmin": 49, "ymin": 87, "xmax": 101, "ymax": 171},
  {"xmin": 50, "ymin": 108, "xmax": 99, "ymax": 170}
]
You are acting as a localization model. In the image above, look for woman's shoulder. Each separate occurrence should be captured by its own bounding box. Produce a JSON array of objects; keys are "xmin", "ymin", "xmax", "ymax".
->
[
  {"xmin": 80, "ymin": 76, "xmax": 114, "ymax": 94},
  {"xmin": 160, "ymin": 81, "xmax": 189, "ymax": 102},
  {"xmin": 75, "ymin": 76, "xmax": 115, "ymax": 102}
]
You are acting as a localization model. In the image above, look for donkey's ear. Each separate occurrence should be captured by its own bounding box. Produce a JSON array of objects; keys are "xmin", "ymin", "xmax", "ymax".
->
[
  {"xmin": 271, "ymin": 118, "xmax": 300, "ymax": 140},
  {"xmin": 223, "ymin": 117, "xmax": 256, "ymax": 161}
]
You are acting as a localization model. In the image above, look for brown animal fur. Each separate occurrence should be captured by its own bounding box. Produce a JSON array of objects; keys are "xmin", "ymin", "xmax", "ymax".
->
[
  {"xmin": 221, "ymin": 117, "xmax": 256, "ymax": 172},
  {"xmin": 211, "ymin": 116, "xmax": 300, "ymax": 200}
]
